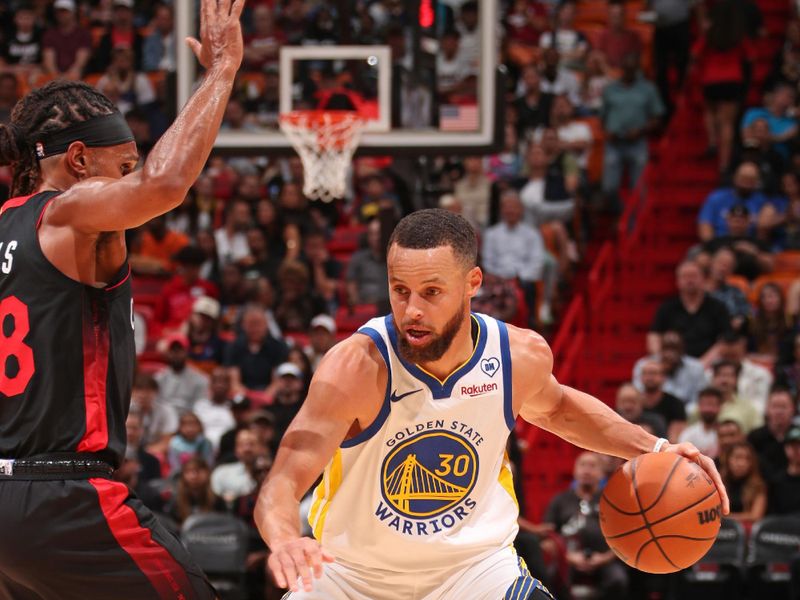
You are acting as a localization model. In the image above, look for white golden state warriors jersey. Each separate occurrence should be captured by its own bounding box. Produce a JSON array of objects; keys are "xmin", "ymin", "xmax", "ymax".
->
[{"xmin": 307, "ymin": 313, "xmax": 520, "ymax": 573}]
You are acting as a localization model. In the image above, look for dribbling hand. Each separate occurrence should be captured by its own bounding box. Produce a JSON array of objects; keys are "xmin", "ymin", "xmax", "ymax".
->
[
  {"xmin": 268, "ymin": 537, "xmax": 335, "ymax": 593},
  {"xmin": 663, "ymin": 441, "xmax": 731, "ymax": 515},
  {"xmin": 186, "ymin": 0, "xmax": 245, "ymax": 72}
]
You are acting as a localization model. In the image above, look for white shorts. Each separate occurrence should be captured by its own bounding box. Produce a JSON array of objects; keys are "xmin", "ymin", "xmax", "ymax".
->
[{"xmin": 282, "ymin": 545, "xmax": 555, "ymax": 600}]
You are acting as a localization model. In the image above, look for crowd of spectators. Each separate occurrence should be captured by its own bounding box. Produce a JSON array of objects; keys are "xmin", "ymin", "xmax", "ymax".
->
[{"xmin": 2, "ymin": 0, "xmax": 800, "ymax": 598}]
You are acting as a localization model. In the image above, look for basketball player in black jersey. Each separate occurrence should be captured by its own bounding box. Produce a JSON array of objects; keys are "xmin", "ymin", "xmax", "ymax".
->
[{"xmin": 0, "ymin": 0, "xmax": 243, "ymax": 597}]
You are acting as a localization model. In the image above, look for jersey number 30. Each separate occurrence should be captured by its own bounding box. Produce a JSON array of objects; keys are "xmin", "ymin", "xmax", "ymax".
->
[{"xmin": 0, "ymin": 296, "xmax": 34, "ymax": 397}]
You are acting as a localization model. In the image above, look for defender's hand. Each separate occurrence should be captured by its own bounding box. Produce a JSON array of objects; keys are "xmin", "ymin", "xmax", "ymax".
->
[
  {"xmin": 663, "ymin": 441, "xmax": 730, "ymax": 515},
  {"xmin": 267, "ymin": 537, "xmax": 335, "ymax": 593},
  {"xmin": 186, "ymin": 0, "xmax": 245, "ymax": 71}
]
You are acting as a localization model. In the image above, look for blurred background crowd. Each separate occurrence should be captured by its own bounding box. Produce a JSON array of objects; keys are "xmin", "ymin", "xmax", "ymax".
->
[{"xmin": 3, "ymin": 0, "xmax": 800, "ymax": 597}]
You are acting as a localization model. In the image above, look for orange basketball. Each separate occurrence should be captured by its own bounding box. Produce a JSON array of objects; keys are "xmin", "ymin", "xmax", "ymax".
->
[{"xmin": 599, "ymin": 452, "xmax": 721, "ymax": 574}]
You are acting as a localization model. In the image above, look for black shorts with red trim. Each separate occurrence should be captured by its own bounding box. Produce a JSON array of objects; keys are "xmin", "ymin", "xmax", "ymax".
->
[{"xmin": 0, "ymin": 477, "xmax": 216, "ymax": 600}]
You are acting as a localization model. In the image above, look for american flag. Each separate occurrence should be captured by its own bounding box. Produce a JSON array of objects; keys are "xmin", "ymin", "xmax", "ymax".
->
[{"xmin": 439, "ymin": 104, "xmax": 480, "ymax": 132}]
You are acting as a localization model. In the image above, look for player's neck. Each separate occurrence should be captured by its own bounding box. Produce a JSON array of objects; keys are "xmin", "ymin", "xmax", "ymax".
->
[{"xmin": 415, "ymin": 316, "xmax": 476, "ymax": 382}]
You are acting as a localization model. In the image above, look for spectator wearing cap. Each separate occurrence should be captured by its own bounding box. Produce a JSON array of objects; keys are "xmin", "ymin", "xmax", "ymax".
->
[
  {"xmin": 248, "ymin": 410, "xmax": 278, "ymax": 457},
  {"xmin": 749, "ymin": 387, "xmax": 797, "ymax": 480},
  {"xmin": 129, "ymin": 215, "xmax": 190, "ymax": 274},
  {"xmin": 700, "ymin": 203, "xmax": 774, "ymax": 280},
  {"xmin": 633, "ymin": 330, "xmax": 709, "ymax": 407},
  {"xmin": 130, "ymin": 372, "xmax": 178, "ymax": 456},
  {"xmin": 186, "ymin": 296, "xmax": 226, "ymax": 373},
  {"xmin": 264, "ymin": 362, "xmax": 307, "ymax": 438},
  {"xmin": 225, "ymin": 304, "xmax": 289, "ymax": 393},
  {"xmin": 697, "ymin": 162, "xmax": 768, "ymax": 241},
  {"xmin": 95, "ymin": 44, "xmax": 156, "ymax": 116},
  {"xmin": 89, "ymin": 0, "xmax": 144, "ymax": 73},
  {"xmin": 155, "ymin": 333, "xmax": 210, "ymax": 416},
  {"xmin": 217, "ymin": 395, "xmax": 252, "ymax": 464},
  {"xmin": 193, "ymin": 366, "xmax": 238, "ymax": 452},
  {"xmin": 142, "ymin": 3, "xmax": 176, "ymax": 72},
  {"xmin": 767, "ymin": 426, "xmax": 800, "ymax": 514},
  {"xmin": 729, "ymin": 118, "xmax": 787, "ymax": 197},
  {"xmin": 42, "ymin": 0, "xmax": 92, "ymax": 79},
  {"xmin": 305, "ymin": 314, "xmax": 337, "ymax": 372},
  {"xmin": 154, "ymin": 246, "xmax": 218, "ymax": 329}
]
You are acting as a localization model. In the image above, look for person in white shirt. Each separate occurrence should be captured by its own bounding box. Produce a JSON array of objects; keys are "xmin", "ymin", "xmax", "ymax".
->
[
  {"xmin": 538, "ymin": 0, "xmax": 589, "ymax": 71},
  {"xmin": 155, "ymin": 333, "xmax": 210, "ymax": 415},
  {"xmin": 214, "ymin": 198, "xmax": 252, "ymax": 266},
  {"xmin": 193, "ymin": 367, "xmax": 237, "ymax": 452},
  {"xmin": 211, "ymin": 428, "xmax": 264, "ymax": 503},
  {"xmin": 678, "ymin": 387, "xmax": 723, "ymax": 458},
  {"xmin": 436, "ymin": 30, "xmax": 473, "ymax": 100},
  {"xmin": 482, "ymin": 190, "xmax": 546, "ymax": 328},
  {"xmin": 533, "ymin": 95, "xmax": 593, "ymax": 172},
  {"xmin": 714, "ymin": 331, "xmax": 773, "ymax": 416}
]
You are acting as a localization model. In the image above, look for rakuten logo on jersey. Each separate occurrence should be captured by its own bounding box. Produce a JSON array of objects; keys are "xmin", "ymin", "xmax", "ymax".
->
[{"xmin": 461, "ymin": 382, "xmax": 498, "ymax": 396}]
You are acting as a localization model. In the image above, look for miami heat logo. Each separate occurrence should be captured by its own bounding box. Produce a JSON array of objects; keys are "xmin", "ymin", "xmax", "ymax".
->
[{"xmin": 380, "ymin": 431, "xmax": 478, "ymax": 519}]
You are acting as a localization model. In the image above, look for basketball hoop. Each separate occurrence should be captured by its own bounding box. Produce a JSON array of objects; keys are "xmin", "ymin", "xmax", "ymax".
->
[{"xmin": 279, "ymin": 110, "xmax": 366, "ymax": 202}]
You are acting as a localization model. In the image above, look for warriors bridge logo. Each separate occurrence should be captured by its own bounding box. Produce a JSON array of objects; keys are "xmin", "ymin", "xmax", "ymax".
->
[{"xmin": 380, "ymin": 430, "xmax": 478, "ymax": 520}]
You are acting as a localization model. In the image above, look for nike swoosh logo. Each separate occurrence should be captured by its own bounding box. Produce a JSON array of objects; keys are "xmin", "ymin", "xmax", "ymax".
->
[{"xmin": 389, "ymin": 388, "xmax": 423, "ymax": 403}]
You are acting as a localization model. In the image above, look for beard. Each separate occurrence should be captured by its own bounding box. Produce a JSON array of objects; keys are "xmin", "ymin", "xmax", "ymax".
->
[
  {"xmin": 700, "ymin": 412, "xmax": 718, "ymax": 425},
  {"xmin": 396, "ymin": 306, "xmax": 465, "ymax": 364}
]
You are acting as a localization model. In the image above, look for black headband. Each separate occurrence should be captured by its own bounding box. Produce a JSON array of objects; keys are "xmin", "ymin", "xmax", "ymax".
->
[{"xmin": 35, "ymin": 113, "xmax": 135, "ymax": 160}]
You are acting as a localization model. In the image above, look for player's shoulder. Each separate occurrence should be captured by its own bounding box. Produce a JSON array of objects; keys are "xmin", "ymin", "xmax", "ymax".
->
[
  {"xmin": 504, "ymin": 323, "xmax": 554, "ymax": 375},
  {"xmin": 313, "ymin": 332, "xmax": 387, "ymax": 385}
]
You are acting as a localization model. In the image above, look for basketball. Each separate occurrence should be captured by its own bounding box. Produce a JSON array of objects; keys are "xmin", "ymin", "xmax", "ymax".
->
[{"xmin": 599, "ymin": 452, "xmax": 721, "ymax": 574}]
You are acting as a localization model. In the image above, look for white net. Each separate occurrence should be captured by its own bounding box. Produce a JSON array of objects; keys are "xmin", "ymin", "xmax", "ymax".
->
[{"xmin": 279, "ymin": 111, "xmax": 366, "ymax": 202}]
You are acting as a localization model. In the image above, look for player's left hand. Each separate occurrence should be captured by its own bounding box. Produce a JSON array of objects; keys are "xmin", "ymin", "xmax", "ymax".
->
[{"xmin": 662, "ymin": 442, "xmax": 730, "ymax": 515}]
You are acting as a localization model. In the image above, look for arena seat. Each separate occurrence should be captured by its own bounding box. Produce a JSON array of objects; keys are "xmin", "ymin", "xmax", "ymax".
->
[
  {"xmin": 746, "ymin": 515, "xmax": 800, "ymax": 600},
  {"xmin": 181, "ymin": 513, "xmax": 249, "ymax": 600},
  {"xmin": 749, "ymin": 272, "xmax": 798, "ymax": 304},
  {"xmin": 676, "ymin": 518, "xmax": 746, "ymax": 600},
  {"xmin": 335, "ymin": 303, "xmax": 379, "ymax": 333},
  {"xmin": 772, "ymin": 251, "xmax": 800, "ymax": 273}
]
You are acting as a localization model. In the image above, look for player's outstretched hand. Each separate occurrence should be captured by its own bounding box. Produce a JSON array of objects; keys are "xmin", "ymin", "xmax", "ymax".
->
[
  {"xmin": 186, "ymin": 0, "xmax": 245, "ymax": 71},
  {"xmin": 268, "ymin": 537, "xmax": 335, "ymax": 593},
  {"xmin": 663, "ymin": 441, "xmax": 730, "ymax": 515}
]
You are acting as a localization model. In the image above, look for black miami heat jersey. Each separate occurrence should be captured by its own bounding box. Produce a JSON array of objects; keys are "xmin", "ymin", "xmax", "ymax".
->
[{"xmin": 0, "ymin": 191, "xmax": 135, "ymax": 466}]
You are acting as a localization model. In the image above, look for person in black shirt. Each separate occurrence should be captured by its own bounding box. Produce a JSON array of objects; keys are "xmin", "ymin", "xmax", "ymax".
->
[
  {"xmin": 768, "ymin": 426, "xmax": 800, "ymax": 515},
  {"xmin": 700, "ymin": 204, "xmax": 774, "ymax": 280},
  {"xmin": 639, "ymin": 358, "xmax": 687, "ymax": 440},
  {"xmin": 648, "ymin": 260, "xmax": 731, "ymax": 360},
  {"xmin": 224, "ymin": 304, "xmax": 289, "ymax": 392},
  {"xmin": 749, "ymin": 387, "xmax": 797, "ymax": 480},
  {"xmin": 544, "ymin": 452, "xmax": 629, "ymax": 600},
  {"xmin": 0, "ymin": 4, "xmax": 42, "ymax": 71}
]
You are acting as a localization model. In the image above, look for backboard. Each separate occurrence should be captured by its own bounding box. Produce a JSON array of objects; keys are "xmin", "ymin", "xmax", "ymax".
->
[{"xmin": 175, "ymin": 0, "xmax": 502, "ymax": 156}]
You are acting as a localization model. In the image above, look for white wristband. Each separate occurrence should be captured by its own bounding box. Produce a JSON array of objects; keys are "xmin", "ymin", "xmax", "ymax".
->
[{"xmin": 652, "ymin": 438, "xmax": 669, "ymax": 453}]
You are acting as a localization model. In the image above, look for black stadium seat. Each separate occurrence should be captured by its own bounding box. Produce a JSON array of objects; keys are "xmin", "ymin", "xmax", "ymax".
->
[
  {"xmin": 676, "ymin": 518, "xmax": 746, "ymax": 600},
  {"xmin": 181, "ymin": 513, "xmax": 249, "ymax": 600},
  {"xmin": 746, "ymin": 515, "xmax": 800, "ymax": 600}
]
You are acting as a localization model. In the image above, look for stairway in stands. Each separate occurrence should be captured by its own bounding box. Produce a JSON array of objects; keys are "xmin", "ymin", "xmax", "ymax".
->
[{"xmin": 520, "ymin": 0, "xmax": 791, "ymax": 522}]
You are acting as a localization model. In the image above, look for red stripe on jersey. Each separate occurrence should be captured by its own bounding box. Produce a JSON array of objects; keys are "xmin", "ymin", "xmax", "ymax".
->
[
  {"xmin": 35, "ymin": 198, "xmax": 56, "ymax": 230},
  {"xmin": 105, "ymin": 264, "xmax": 131, "ymax": 292},
  {"xmin": 88, "ymin": 479, "xmax": 194, "ymax": 599},
  {"xmin": 77, "ymin": 298, "xmax": 110, "ymax": 452},
  {"xmin": 0, "ymin": 194, "xmax": 35, "ymax": 217}
]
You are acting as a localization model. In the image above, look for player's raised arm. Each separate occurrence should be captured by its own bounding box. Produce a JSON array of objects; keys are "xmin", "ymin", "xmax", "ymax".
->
[
  {"xmin": 41, "ymin": 0, "xmax": 245, "ymax": 233},
  {"xmin": 509, "ymin": 325, "xmax": 730, "ymax": 514},
  {"xmin": 255, "ymin": 335, "xmax": 387, "ymax": 593}
]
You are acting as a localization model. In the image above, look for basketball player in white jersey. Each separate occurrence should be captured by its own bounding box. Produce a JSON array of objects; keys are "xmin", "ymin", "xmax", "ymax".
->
[{"xmin": 255, "ymin": 209, "xmax": 729, "ymax": 599}]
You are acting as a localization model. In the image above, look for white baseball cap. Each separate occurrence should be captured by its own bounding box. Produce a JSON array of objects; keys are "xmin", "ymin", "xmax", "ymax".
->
[
  {"xmin": 192, "ymin": 295, "xmax": 220, "ymax": 320},
  {"xmin": 310, "ymin": 314, "xmax": 336, "ymax": 334},
  {"xmin": 275, "ymin": 362, "xmax": 303, "ymax": 379},
  {"xmin": 54, "ymin": 0, "xmax": 77, "ymax": 11}
]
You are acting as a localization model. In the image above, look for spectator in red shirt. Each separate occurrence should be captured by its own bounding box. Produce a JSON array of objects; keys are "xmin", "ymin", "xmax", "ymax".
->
[
  {"xmin": 243, "ymin": 5, "xmax": 284, "ymax": 72},
  {"xmin": 596, "ymin": 1, "xmax": 642, "ymax": 69},
  {"xmin": 41, "ymin": 0, "xmax": 92, "ymax": 79},
  {"xmin": 156, "ymin": 246, "xmax": 219, "ymax": 329},
  {"xmin": 692, "ymin": 0, "xmax": 754, "ymax": 173}
]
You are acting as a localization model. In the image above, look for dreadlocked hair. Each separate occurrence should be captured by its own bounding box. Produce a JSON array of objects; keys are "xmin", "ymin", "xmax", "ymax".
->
[{"xmin": 0, "ymin": 80, "xmax": 119, "ymax": 197}]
